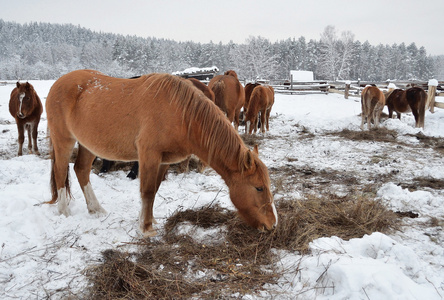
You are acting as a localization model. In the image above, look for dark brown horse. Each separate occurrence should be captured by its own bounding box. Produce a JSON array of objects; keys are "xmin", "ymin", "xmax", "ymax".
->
[
  {"xmin": 360, "ymin": 86, "xmax": 385, "ymax": 130},
  {"xmin": 8, "ymin": 82, "xmax": 43, "ymax": 156},
  {"xmin": 245, "ymin": 85, "xmax": 275, "ymax": 134},
  {"xmin": 385, "ymin": 87, "xmax": 427, "ymax": 128},
  {"xmin": 45, "ymin": 70, "xmax": 277, "ymax": 237},
  {"xmin": 208, "ymin": 70, "xmax": 245, "ymax": 130}
]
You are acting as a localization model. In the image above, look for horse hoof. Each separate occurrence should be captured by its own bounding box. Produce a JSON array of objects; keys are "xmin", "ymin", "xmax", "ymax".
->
[
  {"xmin": 142, "ymin": 228, "xmax": 158, "ymax": 238},
  {"xmin": 89, "ymin": 207, "xmax": 107, "ymax": 216}
]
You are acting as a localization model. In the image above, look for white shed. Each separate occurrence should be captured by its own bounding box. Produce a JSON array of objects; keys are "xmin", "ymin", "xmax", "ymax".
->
[{"xmin": 290, "ymin": 70, "xmax": 314, "ymax": 82}]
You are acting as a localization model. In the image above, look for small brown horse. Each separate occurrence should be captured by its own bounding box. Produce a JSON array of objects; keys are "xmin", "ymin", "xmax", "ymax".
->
[
  {"xmin": 245, "ymin": 85, "xmax": 275, "ymax": 134},
  {"xmin": 8, "ymin": 82, "xmax": 43, "ymax": 156},
  {"xmin": 385, "ymin": 87, "xmax": 427, "ymax": 128},
  {"xmin": 208, "ymin": 70, "xmax": 245, "ymax": 130},
  {"xmin": 243, "ymin": 82, "xmax": 261, "ymax": 114},
  {"xmin": 45, "ymin": 70, "xmax": 277, "ymax": 237},
  {"xmin": 360, "ymin": 86, "xmax": 385, "ymax": 130}
]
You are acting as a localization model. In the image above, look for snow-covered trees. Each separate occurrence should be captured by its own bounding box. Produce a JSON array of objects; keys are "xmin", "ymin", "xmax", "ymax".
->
[{"xmin": 0, "ymin": 20, "xmax": 439, "ymax": 81}]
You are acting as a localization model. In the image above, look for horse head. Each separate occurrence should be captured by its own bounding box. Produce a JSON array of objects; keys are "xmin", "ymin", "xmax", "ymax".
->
[
  {"xmin": 15, "ymin": 82, "xmax": 35, "ymax": 119},
  {"xmin": 228, "ymin": 145, "xmax": 278, "ymax": 231}
]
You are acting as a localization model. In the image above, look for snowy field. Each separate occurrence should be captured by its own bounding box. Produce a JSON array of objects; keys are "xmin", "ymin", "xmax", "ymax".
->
[{"xmin": 1, "ymin": 80, "xmax": 444, "ymax": 299}]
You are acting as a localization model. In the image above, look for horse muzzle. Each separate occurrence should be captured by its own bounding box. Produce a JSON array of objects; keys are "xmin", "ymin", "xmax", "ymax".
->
[{"xmin": 17, "ymin": 112, "xmax": 25, "ymax": 119}]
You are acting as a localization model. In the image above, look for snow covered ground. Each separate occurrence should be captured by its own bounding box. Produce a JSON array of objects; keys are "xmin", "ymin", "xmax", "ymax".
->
[{"xmin": 0, "ymin": 80, "xmax": 443, "ymax": 299}]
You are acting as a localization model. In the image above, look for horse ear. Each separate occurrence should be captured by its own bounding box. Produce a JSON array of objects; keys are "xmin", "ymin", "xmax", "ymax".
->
[
  {"xmin": 25, "ymin": 82, "xmax": 31, "ymax": 90},
  {"xmin": 242, "ymin": 150, "xmax": 255, "ymax": 172},
  {"xmin": 253, "ymin": 144, "xmax": 259, "ymax": 155},
  {"xmin": 16, "ymin": 82, "xmax": 20, "ymax": 89}
]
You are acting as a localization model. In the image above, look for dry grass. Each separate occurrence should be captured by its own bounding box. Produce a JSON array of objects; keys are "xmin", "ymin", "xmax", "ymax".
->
[{"xmin": 85, "ymin": 192, "xmax": 400, "ymax": 299}]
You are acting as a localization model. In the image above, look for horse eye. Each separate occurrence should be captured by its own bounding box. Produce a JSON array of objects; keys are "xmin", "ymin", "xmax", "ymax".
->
[{"xmin": 256, "ymin": 187, "xmax": 264, "ymax": 192}]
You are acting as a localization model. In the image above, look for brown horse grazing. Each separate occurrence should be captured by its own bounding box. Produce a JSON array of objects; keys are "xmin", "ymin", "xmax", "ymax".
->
[
  {"xmin": 243, "ymin": 82, "xmax": 261, "ymax": 114},
  {"xmin": 360, "ymin": 86, "xmax": 385, "ymax": 130},
  {"xmin": 208, "ymin": 70, "xmax": 245, "ymax": 130},
  {"xmin": 385, "ymin": 87, "xmax": 427, "ymax": 128},
  {"xmin": 8, "ymin": 82, "xmax": 43, "ymax": 156},
  {"xmin": 45, "ymin": 70, "xmax": 277, "ymax": 237},
  {"xmin": 245, "ymin": 85, "xmax": 275, "ymax": 134}
]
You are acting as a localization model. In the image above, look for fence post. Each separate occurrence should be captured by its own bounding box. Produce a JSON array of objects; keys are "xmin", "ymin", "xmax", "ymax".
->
[
  {"xmin": 427, "ymin": 79, "xmax": 438, "ymax": 113},
  {"xmin": 290, "ymin": 74, "xmax": 293, "ymax": 90},
  {"xmin": 344, "ymin": 81, "xmax": 351, "ymax": 99}
]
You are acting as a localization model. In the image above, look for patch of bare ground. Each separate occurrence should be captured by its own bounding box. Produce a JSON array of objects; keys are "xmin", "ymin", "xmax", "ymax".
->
[
  {"xmin": 329, "ymin": 128, "xmax": 398, "ymax": 143},
  {"xmin": 400, "ymin": 176, "xmax": 444, "ymax": 191},
  {"xmin": 85, "ymin": 193, "xmax": 400, "ymax": 299}
]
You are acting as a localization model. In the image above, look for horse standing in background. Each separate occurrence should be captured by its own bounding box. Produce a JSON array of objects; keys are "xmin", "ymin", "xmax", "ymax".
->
[
  {"xmin": 245, "ymin": 85, "xmax": 275, "ymax": 134},
  {"xmin": 244, "ymin": 82, "xmax": 261, "ymax": 114},
  {"xmin": 208, "ymin": 70, "xmax": 245, "ymax": 130},
  {"xmin": 8, "ymin": 82, "xmax": 43, "ymax": 156},
  {"xmin": 385, "ymin": 87, "xmax": 427, "ymax": 128},
  {"xmin": 45, "ymin": 70, "xmax": 277, "ymax": 237},
  {"xmin": 360, "ymin": 86, "xmax": 385, "ymax": 130}
]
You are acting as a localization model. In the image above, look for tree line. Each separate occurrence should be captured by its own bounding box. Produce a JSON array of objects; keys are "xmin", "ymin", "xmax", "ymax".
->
[{"xmin": 0, "ymin": 20, "xmax": 443, "ymax": 81}]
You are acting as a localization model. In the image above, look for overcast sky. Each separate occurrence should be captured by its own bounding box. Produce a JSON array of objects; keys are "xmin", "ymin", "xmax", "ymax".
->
[{"xmin": 1, "ymin": 0, "xmax": 443, "ymax": 55}]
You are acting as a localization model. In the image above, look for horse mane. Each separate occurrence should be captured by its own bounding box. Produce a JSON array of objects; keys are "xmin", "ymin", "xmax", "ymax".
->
[{"xmin": 143, "ymin": 73, "xmax": 252, "ymax": 172}]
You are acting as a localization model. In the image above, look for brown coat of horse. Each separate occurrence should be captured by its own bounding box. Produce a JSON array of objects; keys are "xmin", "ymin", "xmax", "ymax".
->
[
  {"xmin": 243, "ymin": 82, "xmax": 261, "ymax": 113},
  {"xmin": 385, "ymin": 87, "xmax": 427, "ymax": 128},
  {"xmin": 245, "ymin": 85, "xmax": 275, "ymax": 134},
  {"xmin": 45, "ymin": 70, "xmax": 277, "ymax": 237},
  {"xmin": 8, "ymin": 82, "xmax": 43, "ymax": 156},
  {"xmin": 208, "ymin": 70, "xmax": 245, "ymax": 130},
  {"xmin": 187, "ymin": 78, "xmax": 215, "ymax": 101},
  {"xmin": 360, "ymin": 86, "xmax": 385, "ymax": 130}
]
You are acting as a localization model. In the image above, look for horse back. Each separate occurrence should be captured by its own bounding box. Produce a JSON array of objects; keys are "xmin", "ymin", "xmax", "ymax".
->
[
  {"xmin": 385, "ymin": 89, "xmax": 410, "ymax": 113},
  {"xmin": 406, "ymin": 87, "xmax": 427, "ymax": 106},
  {"xmin": 209, "ymin": 74, "xmax": 244, "ymax": 112}
]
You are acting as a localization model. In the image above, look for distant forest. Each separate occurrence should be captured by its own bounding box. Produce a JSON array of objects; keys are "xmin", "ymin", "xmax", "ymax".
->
[{"xmin": 1, "ymin": 19, "xmax": 443, "ymax": 81}]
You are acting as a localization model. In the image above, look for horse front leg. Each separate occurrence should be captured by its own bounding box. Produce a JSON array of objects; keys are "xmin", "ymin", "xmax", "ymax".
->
[
  {"xmin": 26, "ymin": 125, "xmax": 33, "ymax": 154},
  {"xmin": 74, "ymin": 144, "xmax": 107, "ymax": 215},
  {"xmin": 17, "ymin": 122, "xmax": 25, "ymax": 156},
  {"xmin": 138, "ymin": 157, "xmax": 169, "ymax": 237},
  {"xmin": 31, "ymin": 122, "xmax": 40, "ymax": 155}
]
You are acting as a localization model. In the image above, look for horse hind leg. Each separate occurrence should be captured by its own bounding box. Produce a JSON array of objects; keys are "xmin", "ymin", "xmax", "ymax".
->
[
  {"xmin": 74, "ymin": 144, "xmax": 107, "ymax": 215},
  {"xmin": 260, "ymin": 110, "xmax": 266, "ymax": 133},
  {"xmin": 50, "ymin": 139, "xmax": 76, "ymax": 216}
]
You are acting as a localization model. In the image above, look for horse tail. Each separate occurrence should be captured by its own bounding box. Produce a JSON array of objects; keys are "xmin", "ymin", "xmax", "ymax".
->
[
  {"xmin": 212, "ymin": 80, "xmax": 227, "ymax": 114},
  {"xmin": 47, "ymin": 138, "xmax": 71, "ymax": 204}
]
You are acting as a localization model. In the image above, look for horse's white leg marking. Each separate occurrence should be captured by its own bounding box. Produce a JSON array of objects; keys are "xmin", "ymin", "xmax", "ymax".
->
[
  {"xmin": 18, "ymin": 93, "xmax": 25, "ymax": 117},
  {"xmin": 246, "ymin": 120, "xmax": 251, "ymax": 134},
  {"xmin": 57, "ymin": 187, "xmax": 71, "ymax": 217},
  {"xmin": 83, "ymin": 183, "xmax": 107, "ymax": 215}
]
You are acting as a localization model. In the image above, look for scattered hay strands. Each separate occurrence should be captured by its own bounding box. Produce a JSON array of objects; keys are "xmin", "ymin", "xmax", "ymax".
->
[{"xmin": 85, "ymin": 193, "xmax": 400, "ymax": 299}]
